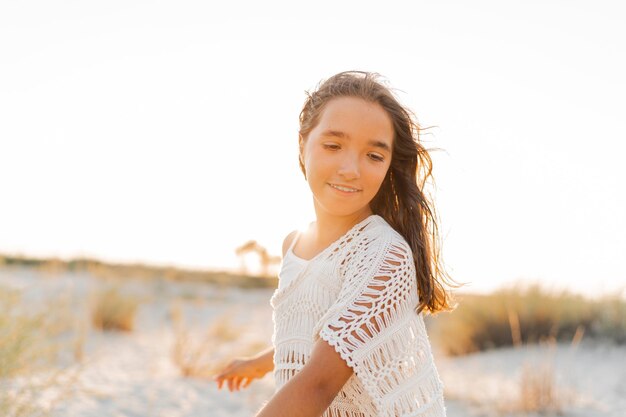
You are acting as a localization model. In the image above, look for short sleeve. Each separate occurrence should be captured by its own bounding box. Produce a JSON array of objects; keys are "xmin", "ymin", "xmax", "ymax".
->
[{"xmin": 313, "ymin": 232, "xmax": 422, "ymax": 407}]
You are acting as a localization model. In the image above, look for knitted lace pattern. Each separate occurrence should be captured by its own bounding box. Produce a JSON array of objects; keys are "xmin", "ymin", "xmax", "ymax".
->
[{"xmin": 270, "ymin": 215, "xmax": 446, "ymax": 417}]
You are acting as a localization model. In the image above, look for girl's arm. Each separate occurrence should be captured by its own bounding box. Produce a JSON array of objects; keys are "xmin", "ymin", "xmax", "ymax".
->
[
  {"xmin": 255, "ymin": 338, "xmax": 353, "ymax": 417},
  {"xmin": 253, "ymin": 346, "xmax": 275, "ymax": 373},
  {"xmin": 214, "ymin": 346, "xmax": 275, "ymax": 391}
]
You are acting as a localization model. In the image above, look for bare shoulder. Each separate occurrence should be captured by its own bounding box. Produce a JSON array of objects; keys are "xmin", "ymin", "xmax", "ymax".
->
[{"xmin": 281, "ymin": 230, "xmax": 299, "ymax": 258}]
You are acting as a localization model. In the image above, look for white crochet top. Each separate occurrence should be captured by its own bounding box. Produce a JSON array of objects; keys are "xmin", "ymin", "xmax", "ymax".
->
[{"xmin": 270, "ymin": 214, "xmax": 447, "ymax": 417}]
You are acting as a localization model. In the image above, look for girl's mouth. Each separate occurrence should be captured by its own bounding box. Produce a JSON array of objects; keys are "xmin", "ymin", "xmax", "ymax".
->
[{"xmin": 328, "ymin": 183, "xmax": 361, "ymax": 193}]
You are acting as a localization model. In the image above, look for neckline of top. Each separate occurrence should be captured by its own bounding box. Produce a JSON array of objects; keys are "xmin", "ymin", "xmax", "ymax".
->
[
  {"xmin": 288, "ymin": 214, "xmax": 383, "ymax": 264},
  {"xmin": 271, "ymin": 214, "xmax": 384, "ymax": 308},
  {"xmin": 270, "ymin": 214, "xmax": 385, "ymax": 308}
]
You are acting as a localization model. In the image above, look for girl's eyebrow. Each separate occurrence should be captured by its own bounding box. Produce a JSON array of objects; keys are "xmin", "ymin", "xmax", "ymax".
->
[{"xmin": 321, "ymin": 129, "xmax": 392, "ymax": 153}]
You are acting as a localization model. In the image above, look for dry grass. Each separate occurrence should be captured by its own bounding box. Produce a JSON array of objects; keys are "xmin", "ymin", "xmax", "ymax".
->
[
  {"xmin": 434, "ymin": 283, "xmax": 620, "ymax": 415},
  {"xmin": 515, "ymin": 338, "xmax": 567, "ymax": 415},
  {"xmin": 442, "ymin": 336, "xmax": 580, "ymax": 416},
  {"xmin": 0, "ymin": 288, "xmax": 57, "ymax": 378},
  {"xmin": 429, "ymin": 282, "xmax": 626, "ymax": 356},
  {"xmin": 1, "ymin": 368, "xmax": 83, "ymax": 417},
  {"xmin": 0, "ymin": 286, "xmax": 83, "ymax": 417},
  {"xmin": 519, "ymin": 361, "xmax": 561, "ymax": 413},
  {"xmin": 0, "ymin": 395, "xmax": 48, "ymax": 417},
  {"xmin": 169, "ymin": 303, "xmax": 268, "ymax": 379},
  {"xmin": 90, "ymin": 285, "xmax": 141, "ymax": 332}
]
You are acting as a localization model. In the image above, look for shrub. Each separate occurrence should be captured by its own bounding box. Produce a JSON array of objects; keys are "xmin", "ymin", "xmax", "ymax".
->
[
  {"xmin": 429, "ymin": 283, "xmax": 626, "ymax": 356},
  {"xmin": 0, "ymin": 286, "xmax": 79, "ymax": 417},
  {"xmin": 518, "ymin": 359, "xmax": 562, "ymax": 414},
  {"xmin": 0, "ymin": 287, "xmax": 56, "ymax": 378},
  {"xmin": 90, "ymin": 285, "xmax": 140, "ymax": 332}
]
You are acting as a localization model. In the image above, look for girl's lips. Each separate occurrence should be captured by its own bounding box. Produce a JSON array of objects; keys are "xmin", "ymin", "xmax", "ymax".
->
[{"xmin": 328, "ymin": 183, "xmax": 362, "ymax": 193}]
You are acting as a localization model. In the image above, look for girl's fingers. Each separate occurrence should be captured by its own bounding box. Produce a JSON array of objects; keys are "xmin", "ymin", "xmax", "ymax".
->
[
  {"xmin": 213, "ymin": 370, "xmax": 229, "ymax": 387},
  {"xmin": 216, "ymin": 375, "xmax": 255, "ymax": 392},
  {"xmin": 228, "ymin": 376, "xmax": 237, "ymax": 392}
]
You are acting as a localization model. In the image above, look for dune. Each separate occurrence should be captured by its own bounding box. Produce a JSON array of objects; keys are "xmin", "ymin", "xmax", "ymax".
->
[{"xmin": 1, "ymin": 266, "xmax": 623, "ymax": 416}]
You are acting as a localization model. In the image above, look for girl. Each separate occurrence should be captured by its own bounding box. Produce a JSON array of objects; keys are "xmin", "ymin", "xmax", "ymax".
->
[{"xmin": 214, "ymin": 71, "xmax": 455, "ymax": 417}]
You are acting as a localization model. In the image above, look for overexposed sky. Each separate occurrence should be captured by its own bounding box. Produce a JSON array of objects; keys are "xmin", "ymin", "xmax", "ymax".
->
[{"xmin": 1, "ymin": 1, "xmax": 625, "ymax": 296}]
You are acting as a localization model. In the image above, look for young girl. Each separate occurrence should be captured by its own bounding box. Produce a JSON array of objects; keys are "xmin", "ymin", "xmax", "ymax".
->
[{"xmin": 214, "ymin": 71, "xmax": 455, "ymax": 417}]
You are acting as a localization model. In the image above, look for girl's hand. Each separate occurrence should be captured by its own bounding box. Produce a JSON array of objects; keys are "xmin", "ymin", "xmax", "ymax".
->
[{"xmin": 213, "ymin": 356, "xmax": 268, "ymax": 392}]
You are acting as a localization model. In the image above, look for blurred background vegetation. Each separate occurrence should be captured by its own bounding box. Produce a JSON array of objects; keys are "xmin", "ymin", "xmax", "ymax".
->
[
  {"xmin": 427, "ymin": 283, "xmax": 626, "ymax": 356},
  {"xmin": 3, "ymin": 252, "xmax": 625, "ymax": 356},
  {"xmin": 1, "ymin": 253, "xmax": 624, "ymax": 416}
]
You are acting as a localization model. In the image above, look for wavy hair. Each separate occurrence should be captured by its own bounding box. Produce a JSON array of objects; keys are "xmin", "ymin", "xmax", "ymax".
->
[{"xmin": 298, "ymin": 71, "xmax": 458, "ymax": 314}]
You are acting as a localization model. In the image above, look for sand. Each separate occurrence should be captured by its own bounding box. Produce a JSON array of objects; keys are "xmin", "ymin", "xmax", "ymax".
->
[{"xmin": 1, "ymin": 267, "xmax": 624, "ymax": 417}]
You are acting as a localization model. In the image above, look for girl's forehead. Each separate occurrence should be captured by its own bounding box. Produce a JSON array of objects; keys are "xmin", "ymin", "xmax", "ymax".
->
[
  {"xmin": 320, "ymin": 96, "xmax": 384, "ymax": 116},
  {"xmin": 315, "ymin": 97, "xmax": 394, "ymax": 139}
]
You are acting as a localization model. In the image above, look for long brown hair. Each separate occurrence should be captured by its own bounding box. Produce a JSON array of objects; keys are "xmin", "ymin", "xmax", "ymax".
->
[{"xmin": 298, "ymin": 71, "xmax": 458, "ymax": 314}]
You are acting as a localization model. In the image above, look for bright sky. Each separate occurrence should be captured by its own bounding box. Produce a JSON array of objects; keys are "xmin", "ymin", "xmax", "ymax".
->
[{"xmin": 1, "ymin": 1, "xmax": 625, "ymax": 296}]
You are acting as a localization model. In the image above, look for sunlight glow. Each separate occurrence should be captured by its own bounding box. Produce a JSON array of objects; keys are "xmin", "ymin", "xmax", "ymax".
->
[{"xmin": 1, "ymin": 1, "xmax": 625, "ymax": 297}]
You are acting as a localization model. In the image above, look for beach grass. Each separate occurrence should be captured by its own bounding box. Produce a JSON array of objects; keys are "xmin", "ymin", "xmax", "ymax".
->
[
  {"xmin": 429, "ymin": 283, "xmax": 626, "ymax": 356},
  {"xmin": 0, "ymin": 286, "xmax": 81, "ymax": 417},
  {"xmin": 90, "ymin": 285, "xmax": 141, "ymax": 332},
  {"xmin": 518, "ymin": 356, "xmax": 562, "ymax": 414},
  {"xmin": 0, "ymin": 287, "xmax": 58, "ymax": 379}
]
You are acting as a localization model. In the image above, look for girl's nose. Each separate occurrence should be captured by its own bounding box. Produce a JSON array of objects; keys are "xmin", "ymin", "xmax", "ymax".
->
[{"xmin": 337, "ymin": 154, "xmax": 360, "ymax": 180}]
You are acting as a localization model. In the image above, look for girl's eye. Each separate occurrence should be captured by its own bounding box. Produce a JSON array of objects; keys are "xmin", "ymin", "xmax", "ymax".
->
[
  {"xmin": 368, "ymin": 153, "xmax": 385, "ymax": 162},
  {"xmin": 322, "ymin": 143, "xmax": 384, "ymax": 162}
]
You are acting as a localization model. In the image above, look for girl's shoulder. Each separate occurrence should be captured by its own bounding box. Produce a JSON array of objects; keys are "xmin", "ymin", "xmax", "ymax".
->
[
  {"xmin": 343, "ymin": 215, "xmax": 412, "ymax": 259},
  {"xmin": 281, "ymin": 230, "xmax": 299, "ymax": 258},
  {"xmin": 362, "ymin": 215, "xmax": 409, "ymax": 245}
]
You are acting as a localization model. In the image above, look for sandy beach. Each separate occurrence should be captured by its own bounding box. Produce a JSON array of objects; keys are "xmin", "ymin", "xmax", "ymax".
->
[{"xmin": 1, "ymin": 266, "xmax": 624, "ymax": 417}]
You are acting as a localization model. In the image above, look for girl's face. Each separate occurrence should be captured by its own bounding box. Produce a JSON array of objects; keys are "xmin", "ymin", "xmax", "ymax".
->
[{"xmin": 301, "ymin": 96, "xmax": 393, "ymax": 219}]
